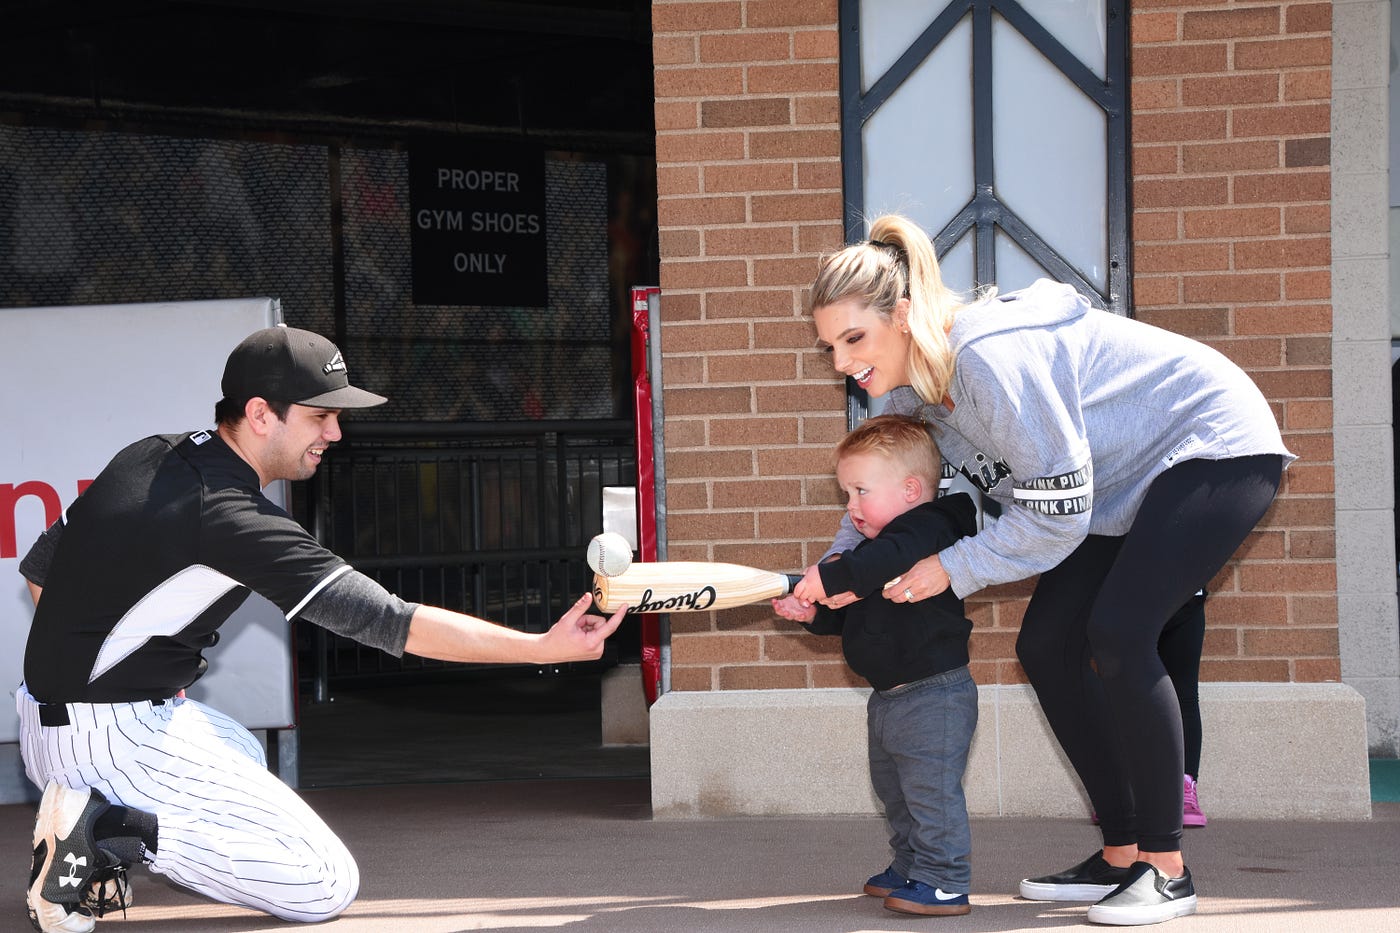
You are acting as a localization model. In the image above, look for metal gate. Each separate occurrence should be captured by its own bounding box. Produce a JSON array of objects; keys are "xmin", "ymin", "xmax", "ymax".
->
[{"xmin": 299, "ymin": 419, "xmax": 636, "ymax": 698}]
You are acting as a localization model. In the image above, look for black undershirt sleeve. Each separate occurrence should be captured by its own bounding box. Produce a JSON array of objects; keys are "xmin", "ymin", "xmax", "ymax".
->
[{"xmin": 18, "ymin": 519, "xmax": 64, "ymax": 587}]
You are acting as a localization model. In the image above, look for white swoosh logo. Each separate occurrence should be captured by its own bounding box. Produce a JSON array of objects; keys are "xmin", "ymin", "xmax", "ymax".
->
[{"xmin": 935, "ymin": 889, "xmax": 963, "ymax": 901}]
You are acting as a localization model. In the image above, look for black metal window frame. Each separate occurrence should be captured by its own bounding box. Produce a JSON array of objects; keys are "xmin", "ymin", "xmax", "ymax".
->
[{"xmin": 838, "ymin": 0, "xmax": 1130, "ymax": 312}]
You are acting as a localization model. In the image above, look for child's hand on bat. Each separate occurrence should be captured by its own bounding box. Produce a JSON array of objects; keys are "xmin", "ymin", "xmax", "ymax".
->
[
  {"xmin": 771, "ymin": 593, "xmax": 816, "ymax": 622},
  {"xmin": 792, "ymin": 564, "xmax": 827, "ymax": 604}
]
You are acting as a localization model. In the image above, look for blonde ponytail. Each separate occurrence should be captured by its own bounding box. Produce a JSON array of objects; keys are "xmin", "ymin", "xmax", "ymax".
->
[{"xmin": 809, "ymin": 215, "xmax": 972, "ymax": 405}]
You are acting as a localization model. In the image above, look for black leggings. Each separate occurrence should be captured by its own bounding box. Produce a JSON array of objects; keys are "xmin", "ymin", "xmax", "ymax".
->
[{"xmin": 1015, "ymin": 455, "xmax": 1282, "ymax": 853}]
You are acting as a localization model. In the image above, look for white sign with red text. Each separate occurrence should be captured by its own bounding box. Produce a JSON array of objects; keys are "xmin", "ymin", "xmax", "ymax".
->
[{"xmin": 1, "ymin": 298, "xmax": 294, "ymax": 745}]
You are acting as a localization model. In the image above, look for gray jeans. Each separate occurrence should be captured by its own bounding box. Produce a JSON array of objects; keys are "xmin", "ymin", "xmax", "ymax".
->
[{"xmin": 868, "ymin": 666, "xmax": 977, "ymax": 892}]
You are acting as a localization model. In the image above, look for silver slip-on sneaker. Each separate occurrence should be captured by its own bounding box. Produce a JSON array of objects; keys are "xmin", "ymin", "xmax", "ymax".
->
[{"xmin": 1086, "ymin": 861, "xmax": 1198, "ymax": 926}]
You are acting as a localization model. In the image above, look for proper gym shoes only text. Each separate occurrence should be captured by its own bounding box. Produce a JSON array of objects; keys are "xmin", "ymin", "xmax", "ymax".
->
[
  {"xmin": 1086, "ymin": 861, "xmax": 1197, "ymax": 926},
  {"xmin": 1020, "ymin": 851, "xmax": 1133, "ymax": 901}
]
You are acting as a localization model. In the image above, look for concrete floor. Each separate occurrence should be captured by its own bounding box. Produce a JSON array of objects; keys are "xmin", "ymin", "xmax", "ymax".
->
[
  {"xmin": 3, "ymin": 780, "xmax": 1397, "ymax": 932},
  {"xmin": 6, "ymin": 670, "xmax": 1400, "ymax": 930}
]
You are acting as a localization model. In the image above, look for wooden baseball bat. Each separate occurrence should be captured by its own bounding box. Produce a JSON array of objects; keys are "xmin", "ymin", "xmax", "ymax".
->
[{"xmin": 593, "ymin": 561, "xmax": 803, "ymax": 613}]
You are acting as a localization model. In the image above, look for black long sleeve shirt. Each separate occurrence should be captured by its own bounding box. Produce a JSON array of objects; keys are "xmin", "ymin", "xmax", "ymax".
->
[{"xmin": 805, "ymin": 493, "xmax": 978, "ymax": 691}]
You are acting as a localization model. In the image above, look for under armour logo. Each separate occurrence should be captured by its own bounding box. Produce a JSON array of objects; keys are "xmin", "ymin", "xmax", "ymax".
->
[
  {"xmin": 58, "ymin": 852, "xmax": 87, "ymax": 888},
  {"xmin": 322, "ymin": 352, "xmax": 347, "ymax": 375}
]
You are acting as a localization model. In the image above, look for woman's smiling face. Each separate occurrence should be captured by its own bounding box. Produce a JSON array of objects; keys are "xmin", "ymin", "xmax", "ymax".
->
[{"xmin": 813, "ymin": 298, "xmax": 911, "ymax": 398}]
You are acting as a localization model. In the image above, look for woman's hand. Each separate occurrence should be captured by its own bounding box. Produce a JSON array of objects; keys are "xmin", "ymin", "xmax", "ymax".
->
[
  {"xmin": 818, "ymin": 590, "xmax": 860, "ymax": 609},
  {"xmin": 882, "ymin": 553, "xmax": 951, "ymax": 604}
]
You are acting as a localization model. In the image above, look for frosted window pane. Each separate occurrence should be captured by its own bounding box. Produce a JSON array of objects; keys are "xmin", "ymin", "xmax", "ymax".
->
[
  {"xmin": 863, "ymin": 16, "xmax": 973, "ymax": 238},
  {"xmin": 938, "ymin": 232, "xmax": 975, "ymax": 294},
  {"xmin": 995, "ymin": 228, "xmax": 1052, "ymax": 293},
  {"xmin": 1016, "ymin": 0, "xmax": 1107, "ymax": 79},
  {"xmin": 859, "ymin": 0, "xmax": 945, "ymax": 93},
  {"xmin": 992, "ymin": 14, "xmax": 1106, "ymax": 290}
]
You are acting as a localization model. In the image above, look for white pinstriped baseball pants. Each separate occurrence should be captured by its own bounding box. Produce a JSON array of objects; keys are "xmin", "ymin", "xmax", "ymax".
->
[{"xmin": 17, "ymin": 683, "xmax": 358, "ymax": 923}]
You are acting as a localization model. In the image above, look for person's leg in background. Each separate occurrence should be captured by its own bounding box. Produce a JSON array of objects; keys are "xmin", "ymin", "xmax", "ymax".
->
[{"xmin": 1158, "ymin": 591, "xmax": 1208, "ymax": 826}]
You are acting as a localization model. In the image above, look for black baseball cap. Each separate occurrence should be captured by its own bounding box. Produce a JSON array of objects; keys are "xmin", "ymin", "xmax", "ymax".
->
[{"xmin": 221, "ymin": 325, "xmax": 388, "ymax": 409}]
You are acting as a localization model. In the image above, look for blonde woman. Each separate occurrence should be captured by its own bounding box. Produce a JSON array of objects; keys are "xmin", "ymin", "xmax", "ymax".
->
[{"xmin": 803, "ymin": 215, "xmax": 1292, "ymax": 926}]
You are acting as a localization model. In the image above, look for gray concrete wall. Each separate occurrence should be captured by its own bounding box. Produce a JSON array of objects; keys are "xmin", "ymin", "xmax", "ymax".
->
[{"xmin": 650, "ymin": 684, "xmax": 1371, "ymax": 820}]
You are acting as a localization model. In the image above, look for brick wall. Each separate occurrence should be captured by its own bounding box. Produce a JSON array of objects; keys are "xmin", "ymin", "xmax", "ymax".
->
[
  {"xmin": 1129, "ymin": 0, "xmax": 1336, "ymax": 683},
  {"xmin": 651, "ymin": 0, "xmax": 1336, "ymax": 690}
]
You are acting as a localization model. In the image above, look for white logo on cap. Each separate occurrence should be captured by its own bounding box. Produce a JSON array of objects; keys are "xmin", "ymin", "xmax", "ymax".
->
[{"xmin": 323, "ymin": 352, "xmax": 347, "ymax": 375}]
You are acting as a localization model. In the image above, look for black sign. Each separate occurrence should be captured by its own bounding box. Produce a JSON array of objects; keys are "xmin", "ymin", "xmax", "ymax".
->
[{"xmin": 408, "ymin": 143, "xmax": 548, "ymax": 307}]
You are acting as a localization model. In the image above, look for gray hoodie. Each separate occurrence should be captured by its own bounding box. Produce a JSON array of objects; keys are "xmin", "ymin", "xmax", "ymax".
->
[{"xmin": 830, "ymin": 279, "xmax": 1294, "ymax": 598}]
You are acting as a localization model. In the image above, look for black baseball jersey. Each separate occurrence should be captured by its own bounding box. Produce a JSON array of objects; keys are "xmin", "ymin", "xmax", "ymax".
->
[{"xmin": 22, "ymin": 430, "xmax": 352, "ymax": 704}]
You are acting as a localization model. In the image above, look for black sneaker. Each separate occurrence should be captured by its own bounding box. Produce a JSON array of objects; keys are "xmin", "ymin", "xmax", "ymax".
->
[
  {"xmin": 1086, "ymin": 861, "xmax": 1197, "ymax": 925},
  {"xmin": 1019, "ymin": 851, "xmax": 1133, "ymax": 901},
  {"xmin": 80, "ymin": 862, "xmax": 133, "ymax": 918},
  {"xmin": 27, "ymin": 782, "xmax": 116, "ymax": 933}
]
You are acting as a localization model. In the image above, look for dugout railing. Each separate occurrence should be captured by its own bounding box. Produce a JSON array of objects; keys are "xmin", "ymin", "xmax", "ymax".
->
[{"xmin": 298, "ymin": 419, "xmax": 637, "ymax": 701}]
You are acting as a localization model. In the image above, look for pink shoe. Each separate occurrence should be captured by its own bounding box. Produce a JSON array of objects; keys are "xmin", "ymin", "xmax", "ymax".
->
[{"xmin": 1183, "ymin": 774, "xmax": 1207, "ymax": 827}]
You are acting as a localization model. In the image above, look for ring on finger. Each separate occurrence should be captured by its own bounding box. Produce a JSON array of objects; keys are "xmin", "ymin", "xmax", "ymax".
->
[{"xmin": 903, "ymin": 588, "xmax": 915, "ymax": 602}]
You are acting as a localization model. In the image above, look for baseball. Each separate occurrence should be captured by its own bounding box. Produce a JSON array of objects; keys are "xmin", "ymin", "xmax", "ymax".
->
[{"xmin": 587, "ymin": 532, "xmax": 634, "ymax": 577}]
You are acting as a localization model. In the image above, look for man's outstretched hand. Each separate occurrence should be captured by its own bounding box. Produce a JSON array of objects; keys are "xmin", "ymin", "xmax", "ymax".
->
[{"xmin": 538, "ymin": 594, "xmax": 629, "ymax": 662}]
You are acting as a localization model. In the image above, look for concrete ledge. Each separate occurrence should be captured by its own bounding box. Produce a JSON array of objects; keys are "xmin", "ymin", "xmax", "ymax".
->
[{"xmin": 650, "ymin": 683, "xmax": 1371, "ymax": 820}]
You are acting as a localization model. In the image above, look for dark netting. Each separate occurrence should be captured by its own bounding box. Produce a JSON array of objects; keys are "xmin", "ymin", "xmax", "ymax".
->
[
  {"xmin": 0, "ymin": 125, "xmax": 623, "ymax": 422},
  {"xmin": 0, "ymin": 124, "xmax": 333, "ymax": 336}
]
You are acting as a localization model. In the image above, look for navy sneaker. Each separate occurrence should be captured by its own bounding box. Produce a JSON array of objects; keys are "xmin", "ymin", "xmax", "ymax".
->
[
  {"xmin": 1020, "ymin": 851, "xmax": 1133, "ymax": 901},
  {"xmin": 884, "ymin": 880, "xmax": 971, "ymax": 916},
  {"xmin": 1086, "ymin": 862, "xmax": 1197, "ymax": 925},
  {"xmin": 863, "ymin": 865, "xmax": 908, "ymax": 897}
]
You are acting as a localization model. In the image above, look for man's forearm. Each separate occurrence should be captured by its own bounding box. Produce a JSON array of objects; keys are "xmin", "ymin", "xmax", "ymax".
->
[{"xmin": 402, "ymin": 605, "xmax": 548, "ymax": 664}]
